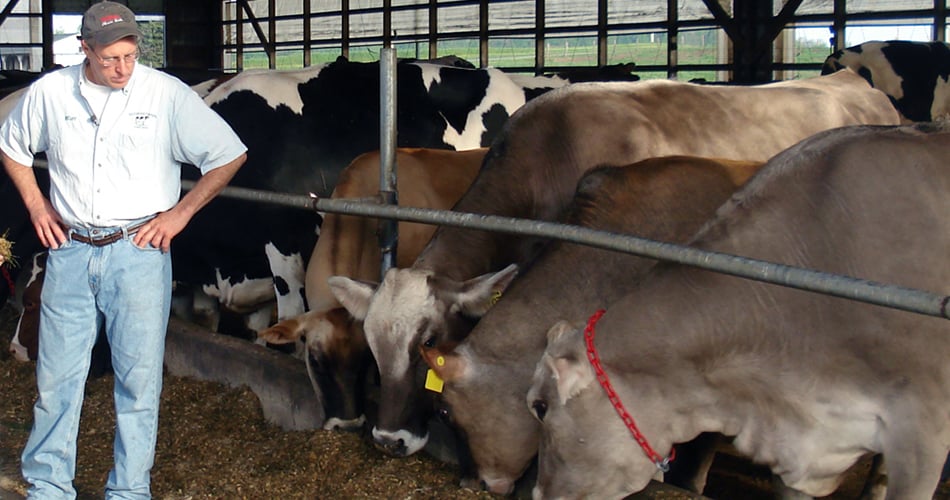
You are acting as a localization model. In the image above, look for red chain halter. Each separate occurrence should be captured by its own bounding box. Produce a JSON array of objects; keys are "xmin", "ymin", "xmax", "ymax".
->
[{"xmin": 584, "ymin": 309, "xmax": 674, "ymax": 472}]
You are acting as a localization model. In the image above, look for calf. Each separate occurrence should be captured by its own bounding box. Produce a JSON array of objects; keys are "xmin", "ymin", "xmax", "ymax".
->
[
  {"xmin": 258, "ymin": 147, "xmax": 486, "ymax": 431},
  {"xmin": 327, "ymin": 69, "xmax": 900, "ymax": 459},
  {"xmin": 822, "ymin": 40, "xmax": 950, "ymax": 122},
  {"xmin": 419, "ymin": 156, "xmax": 762, "ymax": 494},
  {"xmin": 527, "ymin": 123, "xmax": 950, "ymax": 500}
]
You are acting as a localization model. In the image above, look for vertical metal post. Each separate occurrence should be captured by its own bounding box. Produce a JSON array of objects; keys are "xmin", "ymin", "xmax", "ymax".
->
[{"xmin": 379, "ymin": 48, "xmax": 399, "ymax": 280}]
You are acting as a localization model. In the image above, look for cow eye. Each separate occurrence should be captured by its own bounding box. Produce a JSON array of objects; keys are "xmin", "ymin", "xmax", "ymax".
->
[
  {"xmin": 423, "ymin": 336, "xmax": 436, "ymax": 348},
  {"xmin": 531, "ymin": 400, "xmax": 547, "ymax": 421},
  {"xmin": 437, "ymin": 406, "xmax": 452, "ymax": 423}
]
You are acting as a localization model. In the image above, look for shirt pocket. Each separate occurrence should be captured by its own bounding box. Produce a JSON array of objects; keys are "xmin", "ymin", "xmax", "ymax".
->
[{"xmin": 116, "ymin": 127, "xmax": 160, "ymax": 180}]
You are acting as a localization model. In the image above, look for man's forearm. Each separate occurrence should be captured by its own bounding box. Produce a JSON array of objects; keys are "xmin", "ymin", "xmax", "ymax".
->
[
  {"xmin": 2, "ymin": 150, "xmax": 43, "ymax": 212},
  {"xmin": 176, "ymin": 153, "xmax": 246, "ymax": 219}
]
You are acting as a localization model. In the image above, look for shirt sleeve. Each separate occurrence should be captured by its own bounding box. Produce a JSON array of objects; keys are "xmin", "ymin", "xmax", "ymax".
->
[
  {"xmin": 0, "ymin": 85, "xmax": 46, "ymax": 167},
  {"xmin": 170, "ymin": 85, "xmax": 247, "ymax": 175}
]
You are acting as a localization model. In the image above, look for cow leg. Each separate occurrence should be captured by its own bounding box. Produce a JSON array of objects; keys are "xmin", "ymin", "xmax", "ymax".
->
[
  {"xmin": 858, "ymin": 454, "xmax": 886, "ymax": 500},
  {"xmin": 771, "ymin": 475, "xmax": 813, "ymax": 500},
  {"xmin": 663, "ymin": 432, "xmax": 722, "ymax": 493}
]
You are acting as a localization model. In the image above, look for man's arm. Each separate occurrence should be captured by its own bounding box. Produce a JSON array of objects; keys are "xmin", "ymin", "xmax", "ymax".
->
[
  {"xmin": 133, "ymin": 153, "xmax": 247, "ymax": 252},
  {"xmin": 2, "ymin": 150, "xmax": 67, "ymax": 249}
]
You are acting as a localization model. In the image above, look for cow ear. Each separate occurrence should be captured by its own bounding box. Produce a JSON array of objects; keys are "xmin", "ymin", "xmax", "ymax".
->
[
  {"xmin": 421, "ymin": 347, "xmax": 467, "ymax": 384},
  {"xmin": 545, "ymin": 320, "xmax": 593, "ymax": 405},
  {"xmin": 327, "ymin": 276, "xmax": 378, "ymax": 321},
  {"xmin": 454, "ymin": 263, "xmax": 519, "ymax": 317}
]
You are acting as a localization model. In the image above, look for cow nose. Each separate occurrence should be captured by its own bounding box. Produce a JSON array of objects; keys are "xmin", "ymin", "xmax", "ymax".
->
[{"xmin": 373, "ymin": 436, "xmax": 407, "ymax": 457}]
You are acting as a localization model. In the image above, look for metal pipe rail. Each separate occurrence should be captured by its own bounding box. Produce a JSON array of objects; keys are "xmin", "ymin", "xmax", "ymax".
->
[{"xmin": 183, "ymin": 180, "xmax": 950, "ymax": 321}]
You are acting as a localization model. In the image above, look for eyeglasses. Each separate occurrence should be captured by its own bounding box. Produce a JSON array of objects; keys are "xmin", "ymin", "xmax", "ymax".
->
[{"xmin": 89, "ymin": 48, "xmax": 139, "ymax": 68}]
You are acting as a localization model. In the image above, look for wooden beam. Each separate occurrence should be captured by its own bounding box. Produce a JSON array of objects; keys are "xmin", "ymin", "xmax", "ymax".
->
[
  {"xmin": 0, "ymin": 0, "xmax": 22, "ymax": 27},
  {"xmin": 700, "ymin": 0, "xmax": 739, "ymax": 44},
  {"xmin": 747, "ymin": 0, "xmax": 804, "ymax": 63},
  {"xmin": 237, "ymin": 0, "xmax": 272, "ymax": 55}
]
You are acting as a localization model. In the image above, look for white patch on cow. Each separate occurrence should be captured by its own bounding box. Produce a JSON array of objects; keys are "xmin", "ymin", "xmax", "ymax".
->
[
  {"xmin": 323, "ymin": 415, "xmax": 367, "ymax": 431},
  {"xmin": 414, "ymin": 63, "xmax": 532, "ymax": 150},
  {"xmin": 9, "ymin": 319, "xmax": 29, "ymax": 362},
  {"xmin": 837, "ymin": 43, "xmax": 906, "ymax": 100},
  {"xmin": 371, "ymin": 426, "xmax": 429, "ymax": 456},
  {"xmin": 507, "ymin": 72, "xmax": 569, "ymax": 91},
  {"xmin": 203, "ymin": 65, "xmax": 328, "ymax": 114},
  {"xmin": 190, "ymin": 78, "xmax": 220, "ymax": 99},
  {"xmin": 265, "ymin": 242, "xmax": 307, "ymax": 320},
  {"xmin": 362, "ymin": 268, "xmax": 436, "ymax": 381},
  {"xmin": 933, "ymin": 75, "xmax": 950, "ymax": 121},
  {"xmin": 202, "ymin": 269, "xmax": 276, "ymax": 314}
]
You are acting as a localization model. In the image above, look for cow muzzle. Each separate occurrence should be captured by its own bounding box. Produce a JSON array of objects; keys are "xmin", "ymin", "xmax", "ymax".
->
[{"xmin": 371, "ymin": 427, "xmax": 428, "ymax": 457}]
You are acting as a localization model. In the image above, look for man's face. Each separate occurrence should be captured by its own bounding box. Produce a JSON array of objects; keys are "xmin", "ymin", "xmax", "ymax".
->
[{"xmin": 82, "ymin": 38, "xmax": 137, "ymax": 89}]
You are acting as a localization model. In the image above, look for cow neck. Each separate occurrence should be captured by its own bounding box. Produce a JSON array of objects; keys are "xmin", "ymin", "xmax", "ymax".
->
[{"xmin": 584, "ymin": 309, "xmax": 675, "ymax": 472}]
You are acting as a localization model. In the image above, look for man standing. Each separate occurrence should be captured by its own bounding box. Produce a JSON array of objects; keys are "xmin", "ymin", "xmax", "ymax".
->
[{"xmin": 0, "ymin": 2, "xmax": 247, "ymax": 498}]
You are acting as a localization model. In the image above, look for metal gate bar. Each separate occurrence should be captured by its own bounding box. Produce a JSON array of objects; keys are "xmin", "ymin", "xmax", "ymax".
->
[{"xmin": 187, "ymin": 180, "xmax": 950, "ymax": 321}]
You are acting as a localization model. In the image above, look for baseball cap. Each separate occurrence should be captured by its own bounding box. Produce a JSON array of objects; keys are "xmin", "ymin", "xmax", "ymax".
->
[{"xmin": 80, "ymin": 1, "xmax": 142, "ymax": 46}]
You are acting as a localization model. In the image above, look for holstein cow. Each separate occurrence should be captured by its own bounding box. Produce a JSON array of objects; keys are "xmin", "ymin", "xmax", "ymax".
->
[
  {"xmin": 258, "ymin": 147, "xmax": 486, "ymax": 431},
  {"xmin": 177, "ymin": 56, "xmax": 638, "ymax": 339},
  {"xmin": 822, "ymin": 40, "xmax": 950, "ymax": 122},
  {"xmin": 527, "ymin": 123, "xmax": 950, "ymax": 500},
  {"xmin": 327, "ymin": 69, "xmax": 901, "ymax": 460},
  {"xmin": 417, "ymin": 157, "xmax": 763, "ymax": 494}
]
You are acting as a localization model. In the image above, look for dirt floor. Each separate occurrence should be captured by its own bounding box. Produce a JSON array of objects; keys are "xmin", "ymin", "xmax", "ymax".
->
[{"xmin": 1, "ymin": 302, "xmax": 948, "ymax": 499}]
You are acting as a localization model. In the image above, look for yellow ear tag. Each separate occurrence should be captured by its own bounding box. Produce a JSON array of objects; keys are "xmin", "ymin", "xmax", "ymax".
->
[
  {"xmin": 425, "ymin": 369, "xmax": 444, "ymax": 393},
  {"xmin": 490, "ymin": 290, "xmax": 503, "ymax": 306},
  {"xmin": 425, "ymin": 356, "xmax": 446, "ymax": 393}
]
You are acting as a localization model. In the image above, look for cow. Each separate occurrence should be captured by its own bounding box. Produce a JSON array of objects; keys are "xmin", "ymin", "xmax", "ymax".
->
[
  {"xmin": 821, "ymin": 40, "xmax": 950, "ymax": 123},
  {"xmin": 416, "ymin": 157, "xmax": 762, "ymax": 494},
  {"xmin": 526, "ymin": 122, "xmax": 950, "ymax": 500},
  {"xmin": 9, "ymin": 251, "xmax": 113, "ymax": 378},
  {"xmin": 326, "ymin": 68, "xmax": 902, "ymax": 461},
  {"xmin": 258, "ymin": 147, "xmax": 487, "ymax": 431},
  {"xmin": 183, "ymin": 55, "xmax": 641, "ymax": 336}
]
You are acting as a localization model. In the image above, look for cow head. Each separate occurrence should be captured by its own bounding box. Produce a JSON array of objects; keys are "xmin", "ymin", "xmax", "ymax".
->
[
  {"xmin": 421, "ymin": 337, "xmax": 539, "ymax": 494},
  {"xmin": 526, "ymin": 319, "xmax": 665, "ymax": 499},
  {"xmin": 328, "ymin": 264, "xmax": 517, "ymax": 457},
  {"xmin": 259, "ymin": 307, "xmax": 372, "ymax": 431}
]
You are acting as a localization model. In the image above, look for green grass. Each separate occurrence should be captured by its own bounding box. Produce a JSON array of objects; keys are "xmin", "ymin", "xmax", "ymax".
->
[{"xmin": 232, "ymin": 36, "xmax": 833, "ymax": 82}]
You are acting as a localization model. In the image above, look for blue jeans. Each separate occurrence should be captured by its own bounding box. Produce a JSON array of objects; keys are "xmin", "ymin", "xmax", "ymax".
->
[{"xmin": 22, "ymin": 223, "xmax": 171, "ymax": 500}]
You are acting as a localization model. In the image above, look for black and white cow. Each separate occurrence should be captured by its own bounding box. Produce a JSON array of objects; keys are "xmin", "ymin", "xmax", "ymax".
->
[
  {"xmin": 327, "ymin": 69, "xmax": 901, "ymax": 460},
  {"xmin": 822, "ymin": 40, "xmax": 950, "ymax": 122},
  {"xmin": 528, "ymin": 122, "xmax": 950, "ymax": 500},
  {"xmin": 181, "ymin": 55, "xmax": 639, "ymax": 337}
]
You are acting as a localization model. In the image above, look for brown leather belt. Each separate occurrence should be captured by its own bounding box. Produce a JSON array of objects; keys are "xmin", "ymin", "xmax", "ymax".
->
[{"xmin": 70, "ymin": 220, "xmax": 149, "ymax": 247}]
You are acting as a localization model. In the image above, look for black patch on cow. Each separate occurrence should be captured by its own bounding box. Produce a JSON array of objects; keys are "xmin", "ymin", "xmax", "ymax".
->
[
  {"xmin": 274, "ymin": 274, "xmax": 290, "ymax": 296},
  {"xmin": 480, "ymin": 103, "xmax": 511, "ymax": 148},
  {"xmin": 0, "ymin": 166, "xmax": 48, "ymax": 303},
  {"xmin": 522, "ymin": 86, "xmax": 554, "ymax": 102},
  {"xmin": 879, "ymin": 41, "xmax": 949, "ymax": 122},
  {"xmin": 426, "ymin": 66, "xmax": 490, "ymax": 136},
  {"xmin": 856, "ymin": 66, "xmax": 874, "ymax": 88}
]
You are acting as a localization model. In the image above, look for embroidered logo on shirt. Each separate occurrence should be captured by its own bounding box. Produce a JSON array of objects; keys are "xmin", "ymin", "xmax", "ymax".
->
[{"xmin": 131, "ymin": 112, "xmax": 156, "ymax": 129}]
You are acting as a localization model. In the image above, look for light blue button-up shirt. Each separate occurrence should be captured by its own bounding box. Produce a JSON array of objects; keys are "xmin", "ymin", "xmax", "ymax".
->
[{"xmin": 0, "ymin": 62, "xmax": 247, "ymax": 228}]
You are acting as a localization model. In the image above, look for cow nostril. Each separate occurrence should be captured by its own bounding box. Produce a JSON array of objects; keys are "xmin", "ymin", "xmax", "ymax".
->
[{"xmin": 479, "ymin": 480, "xmax": 488, "ymax": 491}]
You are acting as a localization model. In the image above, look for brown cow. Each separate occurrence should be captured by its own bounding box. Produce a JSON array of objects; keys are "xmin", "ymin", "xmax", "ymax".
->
[
  {"xmin": 419, "ymin": 156, "xmax": 762, "ymax": 494},
  {"xmin": 528, "ymin": 123, "xmax": 950, "ymax": 500},
  {"xmin": 258, "ymin": 147, "xmax": 486, "ymax": 430},
  {"xmin": 327, "ymin": 69, "xmax": 901, "ymax": 461}
]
